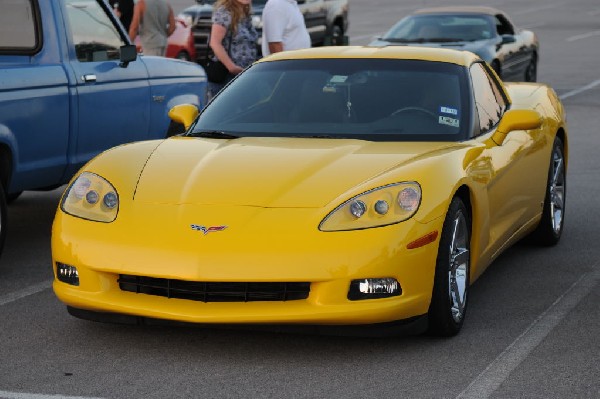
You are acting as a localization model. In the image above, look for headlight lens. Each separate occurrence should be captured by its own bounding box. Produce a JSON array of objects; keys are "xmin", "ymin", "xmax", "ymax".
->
[
  {"xmin": 319, "ymin": 182, "xmax": 421, "ymax": 231},
  {"xmin": 61, "ymin": 172, "xmax": 119, "ymax": 222}
]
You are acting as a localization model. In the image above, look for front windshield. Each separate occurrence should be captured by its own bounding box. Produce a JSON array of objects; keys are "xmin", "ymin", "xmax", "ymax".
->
[
  {"xmin": 191, "ymin": 59, "xmax": 470, "ymax": 142},
  {"xmin": 383, "ymin": 14, "xmax": 495, "ymax": 42}
]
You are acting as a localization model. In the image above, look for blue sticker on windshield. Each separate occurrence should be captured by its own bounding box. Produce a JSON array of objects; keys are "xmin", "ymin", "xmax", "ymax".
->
[{"xmin": 440, "ymin": 106, "xmax": 458, "ymax": 116}]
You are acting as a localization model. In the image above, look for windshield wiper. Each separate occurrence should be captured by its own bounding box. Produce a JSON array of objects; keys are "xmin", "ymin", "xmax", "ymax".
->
[
  {"xmin": 381, "ymin": 37, "xmax": 412, "ymax": 43},
  {"xmin": 386, "ymin": 37, "xmax": 464, "ymax": 43},
  {"xmin": 189, "ymin": 130, "xmax": 239, "ymax": 139}
]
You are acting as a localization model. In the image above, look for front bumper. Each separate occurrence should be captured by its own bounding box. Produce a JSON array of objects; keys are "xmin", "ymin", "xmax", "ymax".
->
[{"xmin": 52, "ymin": 203, "xmax": 444, "ymax": 327}]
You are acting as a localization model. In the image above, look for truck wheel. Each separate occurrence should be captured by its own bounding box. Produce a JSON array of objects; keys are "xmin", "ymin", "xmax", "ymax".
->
[
  {"xmin": 175, "ymin": 51, "xmax": 191, "ymax": 61},
  {"xmin": 329, "ymin": 24, "xmax": 344, "ymax": 46},
  {"xmin": 6, "ymin": 191, "xmax": 22, "ymax": 204},
  {"xmin": 0, "ymin": 181, "xmax": 7, "ymax": 259}
]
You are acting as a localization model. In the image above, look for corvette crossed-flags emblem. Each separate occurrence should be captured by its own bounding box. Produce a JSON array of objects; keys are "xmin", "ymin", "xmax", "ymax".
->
[{"xmin": 190, "ymin": 224, "xmax": 228, "ymax": 235}]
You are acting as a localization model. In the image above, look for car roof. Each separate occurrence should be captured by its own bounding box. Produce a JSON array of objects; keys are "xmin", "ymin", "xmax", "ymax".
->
[
  {"xmin": 411, "ymin": 6, "xmax": 504, "ymax": 16},
  {"xmin": 258, "ymin": 46, "xmax": 481, "ymax": 67}
]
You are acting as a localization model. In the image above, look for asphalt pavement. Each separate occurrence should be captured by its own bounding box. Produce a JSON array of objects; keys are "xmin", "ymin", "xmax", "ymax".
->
[{"xmin": 1, "ymin": 0, "xmax": 599, "ymax": 398}]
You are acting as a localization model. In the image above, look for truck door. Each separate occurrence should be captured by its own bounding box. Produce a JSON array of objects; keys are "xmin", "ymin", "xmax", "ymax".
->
[{"xmin": 62, "ymin": 0, "xmax": 151, "ymax": 175}]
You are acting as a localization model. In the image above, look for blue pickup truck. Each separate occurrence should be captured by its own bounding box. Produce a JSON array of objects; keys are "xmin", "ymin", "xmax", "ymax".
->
[{"xmin": 0, "ymin": 0, "xmax": 207, "ymax": 257}]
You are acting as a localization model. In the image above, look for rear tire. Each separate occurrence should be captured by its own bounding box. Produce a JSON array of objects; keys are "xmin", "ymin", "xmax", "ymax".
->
[
  {"xmin": 428, "ymin": 197, "xmax": 471, "ymax": 336},
  {"xmin": 527, "ymin": 136, "xmax": 566, "ymax": 246},
  {"xmin": 0, "ymin": 182, "xmax": 8, "ymax": 260}
]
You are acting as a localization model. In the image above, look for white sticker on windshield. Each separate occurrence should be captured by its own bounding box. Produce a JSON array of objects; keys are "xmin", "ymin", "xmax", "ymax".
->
[
  {"xmin": 330, "ymin": 75, "xmax": 348, "ymax": 83},
  {"xmin": 439, "ymin": 116, "xmax": 460, "ymax": 128},
  {"xmin": 440, "ymin": 106, "xmax": 458, "ymax": 115}
]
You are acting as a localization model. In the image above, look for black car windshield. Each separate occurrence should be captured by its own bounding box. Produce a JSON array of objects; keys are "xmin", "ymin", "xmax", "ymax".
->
[
  {"xmin": 383, "ymin": 14, "xmax": 495, "ymax": 42},
  {"xmin": 191, "ymin": 59, "xmax": 470, "ymax": 142}
]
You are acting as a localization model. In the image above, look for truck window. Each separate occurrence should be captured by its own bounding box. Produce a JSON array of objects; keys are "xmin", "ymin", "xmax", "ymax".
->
[
  {"xmin": 0, "ymin": 0, "xmax": 39, "ymax": 52},
  {"xmin": 65, "ymin": 0, "xmax": 125, "ymax": 62}
]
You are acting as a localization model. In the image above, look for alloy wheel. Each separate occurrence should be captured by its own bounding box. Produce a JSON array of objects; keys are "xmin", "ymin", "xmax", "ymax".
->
[
  {"xmin": 549, "ymin": 145, "xmax": 565, "ymax": 235},
  {"xmin": 448, "ymin": 211, "xmax": 469, "ymax": 323}
]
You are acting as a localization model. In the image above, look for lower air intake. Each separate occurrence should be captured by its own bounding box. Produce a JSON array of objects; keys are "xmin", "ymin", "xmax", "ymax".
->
[{"xmin": 118, "ymin": 275, "xmax": 310, "ymax": 302}]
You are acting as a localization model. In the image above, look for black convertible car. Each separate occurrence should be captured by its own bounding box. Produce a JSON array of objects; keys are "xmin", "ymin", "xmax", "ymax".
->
[{"xmin": 369, "ymin": 6, "xmax": 539, "ymax": 82}]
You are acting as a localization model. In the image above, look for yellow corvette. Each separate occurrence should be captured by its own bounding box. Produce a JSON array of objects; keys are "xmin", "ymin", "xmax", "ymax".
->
[{"xmin": 51, "ymin": 46, "xmax": 568, "ymax": 336}]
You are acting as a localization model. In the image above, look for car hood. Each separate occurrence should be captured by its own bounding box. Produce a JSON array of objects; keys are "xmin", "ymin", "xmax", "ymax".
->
[
  {"xmin": 133, "ymin": 137, "xmax": 457, "ymax": 207},
  {"xmin": 370, "ymin": 39, "xmax": 493, "ymax": 62}
]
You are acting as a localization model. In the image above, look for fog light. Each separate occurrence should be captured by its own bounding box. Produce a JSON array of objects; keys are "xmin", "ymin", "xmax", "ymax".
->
[
  {"xmin": 56, "ymin": 263, "xmax": 79, "ymax": 286},
  {"xmin": 348, "ymin": 278, "xmax": 401, "ymax": 300}
]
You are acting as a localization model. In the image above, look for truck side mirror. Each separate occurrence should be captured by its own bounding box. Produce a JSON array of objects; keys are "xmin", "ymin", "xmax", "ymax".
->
[{"xmin": 119, "ymin": 44, "xmax": 137, "ymax": 68}]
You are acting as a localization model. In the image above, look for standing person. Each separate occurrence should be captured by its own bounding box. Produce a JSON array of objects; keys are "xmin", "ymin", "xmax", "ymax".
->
[
  {"xmin": 261, "ymin": 0, "xmax": 310, "ymax": 57},
  {"xmin": 208, "ymin": 0, "xmax": 259, "ymax": 98},
  {"xmin": 109, "ymin": 0, "xmax": 135, "ymax": 32},
  {"xmin": 129, "ymin": 0, "xmax": 176, "ymax": 56}
]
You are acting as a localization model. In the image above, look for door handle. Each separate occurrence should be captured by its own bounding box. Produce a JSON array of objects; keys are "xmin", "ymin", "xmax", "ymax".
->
[{"xmin": 81, "ymin": 74, "xmax": 97, "ymax": 83}]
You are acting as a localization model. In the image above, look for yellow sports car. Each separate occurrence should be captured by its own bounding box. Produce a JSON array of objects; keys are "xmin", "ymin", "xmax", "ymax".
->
[{"xmin": 52, "ymin": 46, "xmax": 568, "ymax": 336}]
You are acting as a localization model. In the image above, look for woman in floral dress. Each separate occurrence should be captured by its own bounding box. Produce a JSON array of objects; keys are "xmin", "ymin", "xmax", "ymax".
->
[{"xmin": 208, "ymin": 0, "xmax": 259, "ymax": 98}]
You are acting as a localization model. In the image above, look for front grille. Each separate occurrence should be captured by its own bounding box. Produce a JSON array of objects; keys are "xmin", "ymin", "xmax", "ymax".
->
[{"xmin": 118, "ymin": 275, "xmax": 310, "ymax": 302}]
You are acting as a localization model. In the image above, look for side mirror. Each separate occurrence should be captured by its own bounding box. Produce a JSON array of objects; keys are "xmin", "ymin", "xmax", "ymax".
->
[
  {"xmin": 501, "ymin": 34, "xmax": 516, "ymax": 45},
  {"xmin": 168, "ymin": 104, "xmax": 199, "ymax": 131},
  {"xmin": 492, "ymin": 109, "xmax": 542, "ymax": 145},
  {"xmin": 119, "ymin": 44, "xmax": 137, "ymax": 67}
]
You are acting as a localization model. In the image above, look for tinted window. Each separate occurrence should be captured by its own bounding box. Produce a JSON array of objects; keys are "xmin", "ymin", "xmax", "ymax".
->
[
  {"xmin": 0, "ymin": 0, "xmax": 39, "ymax": 52},
  {"xmin": 193, "ymin": 59, "xmax": 471, "ymax": 142},
  {"xmin": 65, "ymin": 0, "xmax": 124, "ymax": 62},
  {"xmin": 470, "ymin": 62, "xmax": 507, "ymax": 133},
  {"xmin": 383, "ymin": 14, "xmax": 495, "ymax": 42}
]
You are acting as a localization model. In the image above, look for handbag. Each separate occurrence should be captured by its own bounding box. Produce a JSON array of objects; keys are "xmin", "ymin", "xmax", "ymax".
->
[{"xmin": 205, "ymin": 29, "xmax": 233, "ymax": 84}]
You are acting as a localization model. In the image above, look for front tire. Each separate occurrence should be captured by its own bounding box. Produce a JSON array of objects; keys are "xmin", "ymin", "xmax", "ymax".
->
[
  {"xmin": 527, "ymin": 136, "xmax": 566, "ymax": 246},
  {"xmin": 428, "ymin": 197, "xmax": 471, "ymax": 336},
  {"xmin": 524, "ymin": 54, "xmax": 538, "ymax": 82},
  {"xmin": 491, "ymin": 60, "xmax": 502, "ymax": 79}
]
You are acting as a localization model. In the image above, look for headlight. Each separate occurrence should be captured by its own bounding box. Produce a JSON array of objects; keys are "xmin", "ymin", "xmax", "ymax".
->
[
  {"xmin": 61, "ymin": 172, "xmax": 119, "ymax": 222},
  {"xmin": 319, "ymin": 182, "xmax": 421, "ymax": 231}
]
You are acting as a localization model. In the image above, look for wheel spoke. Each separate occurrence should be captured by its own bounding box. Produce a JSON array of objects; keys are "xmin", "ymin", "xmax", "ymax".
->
[{"xmin": 552, "ymin": 157, "xmax": 563, "ymax": 186}]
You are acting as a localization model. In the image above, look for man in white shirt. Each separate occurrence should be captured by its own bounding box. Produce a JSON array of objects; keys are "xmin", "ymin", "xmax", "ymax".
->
[{"xmin": 261, "ymin": 0, "xmax": 311, "ymax": 56}]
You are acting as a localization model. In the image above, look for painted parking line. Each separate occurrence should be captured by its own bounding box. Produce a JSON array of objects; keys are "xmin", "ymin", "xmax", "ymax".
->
[
  {"xmin": 567, "ymin": 30, "xmax": 600, "ymax": 42},
  {"xmin": 455, "ymin": 263, "xmax": 600, "ymax": 399},
  {"xmin": 0, "ymin": 391, "xmax": 104, "ymax": 399},
  {"xmin": 559, "ymin": 79, "xmax": 600, "ymax": 100},
  {"xmin": 0, "ymin": 280, "xmax": 52, "ymax": 306}
]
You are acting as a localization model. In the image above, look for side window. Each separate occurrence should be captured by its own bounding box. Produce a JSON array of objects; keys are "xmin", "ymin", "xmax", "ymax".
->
[
  {"xmin": 65, "ymin": 0, "xmax": 125, "ymax": 62},
  {"xmin": 0, "ymin": 0, "xmax": 40, "ymax": 53},
  {"xmin": 470, "ymin": 63, "xmax": 507, "ymax": 133}
]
